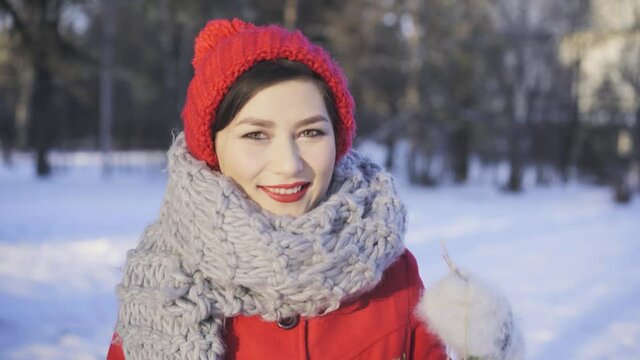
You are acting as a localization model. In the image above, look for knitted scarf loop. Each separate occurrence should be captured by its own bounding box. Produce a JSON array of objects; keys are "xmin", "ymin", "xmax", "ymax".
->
[{"xmin": 115, "ymin": 132, "xmax": 407, "ymax": 360}]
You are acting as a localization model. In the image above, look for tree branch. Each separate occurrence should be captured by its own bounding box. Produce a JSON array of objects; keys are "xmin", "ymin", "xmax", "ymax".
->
[
  {"xmin": 0, "ymin": 0, "xmax": 32, "ymax": 45},
  {"xmin": 55, "ymin": 33, "xmax": 99, "ymax": 66}
]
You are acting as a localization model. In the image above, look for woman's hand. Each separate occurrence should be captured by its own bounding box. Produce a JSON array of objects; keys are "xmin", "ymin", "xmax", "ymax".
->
[{"xmin": 416, "ymin": 268, "xmax": 525, "ymax": 360}]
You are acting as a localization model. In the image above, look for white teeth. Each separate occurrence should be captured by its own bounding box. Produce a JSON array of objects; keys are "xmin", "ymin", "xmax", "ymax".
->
[{"xmin": 267, "ymin": 185, "xmax": 303, "ymax": 195}]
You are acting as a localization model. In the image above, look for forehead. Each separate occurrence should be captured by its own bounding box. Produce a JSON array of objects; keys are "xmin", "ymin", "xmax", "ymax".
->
[{"xmin": 231, "ymin": 79, "xmax": 329, "ymax": 125}]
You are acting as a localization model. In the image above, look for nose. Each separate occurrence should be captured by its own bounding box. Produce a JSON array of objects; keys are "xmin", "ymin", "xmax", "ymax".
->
[{"xmin": 270, "ymin": 136, "xmax": 304, "ymax": 175}]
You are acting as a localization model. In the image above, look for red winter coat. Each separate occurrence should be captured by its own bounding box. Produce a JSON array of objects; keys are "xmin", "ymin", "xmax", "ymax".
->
[{"xmin": 107, "ymin": 250, "xmax": 447, "ymax": 360}]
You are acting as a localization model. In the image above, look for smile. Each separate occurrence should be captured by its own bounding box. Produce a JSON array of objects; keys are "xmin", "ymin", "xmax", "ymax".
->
[{"xmin": 259, "ymin": 182, "xmax": 310, "ymax": 203}]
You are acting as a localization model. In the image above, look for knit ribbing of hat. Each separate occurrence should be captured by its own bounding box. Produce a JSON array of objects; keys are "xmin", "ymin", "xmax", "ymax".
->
[{"xmin": 115, "ymin": 132, "xmax": 406, "ymax": 360}]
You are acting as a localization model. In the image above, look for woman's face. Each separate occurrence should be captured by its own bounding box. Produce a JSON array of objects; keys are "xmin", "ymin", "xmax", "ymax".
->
[{"xmin": 214, "ymin": 79, "xmax": 336, "ymax": 216}]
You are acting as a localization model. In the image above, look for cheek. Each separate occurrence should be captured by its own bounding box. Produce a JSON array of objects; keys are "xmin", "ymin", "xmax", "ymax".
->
[
  {"xmin": 304, "ymin": 139, "xmax": 336, "ymax": 187},
  {"xmin": 217, "ymin": 139, "xmax": 264, "ymax": 188}
]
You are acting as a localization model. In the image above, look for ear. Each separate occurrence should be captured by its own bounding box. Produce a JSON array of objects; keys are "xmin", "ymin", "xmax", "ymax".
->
[{"xmin": 415, "ymin": 269, "xmax": 525, "ymax": 360}]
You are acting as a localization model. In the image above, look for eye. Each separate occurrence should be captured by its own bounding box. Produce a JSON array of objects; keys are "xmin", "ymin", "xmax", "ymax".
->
[
  {"xmin": 242, "ymin": 131, "xmax": 267, "ymax": 140},
  {"xmin": 299, "ymin": 129, "xmax": 326, "ymax": 138}
]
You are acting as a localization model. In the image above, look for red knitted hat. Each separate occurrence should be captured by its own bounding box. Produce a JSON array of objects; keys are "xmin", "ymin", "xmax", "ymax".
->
[{"xmin": 181, "ymin": 18, "xmax": 356, "ymax": 169}]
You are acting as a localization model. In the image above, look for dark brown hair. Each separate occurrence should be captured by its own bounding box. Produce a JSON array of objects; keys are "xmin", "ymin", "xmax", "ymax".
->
[{"xmin": 211, "ymin": 59, "xmax": 339, "ymax": 138}]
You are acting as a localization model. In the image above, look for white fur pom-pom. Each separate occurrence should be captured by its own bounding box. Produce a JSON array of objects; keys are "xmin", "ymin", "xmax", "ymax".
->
[{"xmin": 415, "ymin": 269, "xmax": 524, "ymax": 360}]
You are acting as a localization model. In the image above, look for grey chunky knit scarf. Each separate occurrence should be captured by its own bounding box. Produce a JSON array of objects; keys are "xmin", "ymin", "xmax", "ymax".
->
[{"xmin": 116, "ymin": 132, "xmax": 407, "ymax": 360}]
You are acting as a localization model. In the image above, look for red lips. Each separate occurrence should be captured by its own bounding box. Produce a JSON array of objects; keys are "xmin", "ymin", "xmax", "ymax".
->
[{"xmin": 258, "ymin": 182, "xmax": 310, "ymax": 203}]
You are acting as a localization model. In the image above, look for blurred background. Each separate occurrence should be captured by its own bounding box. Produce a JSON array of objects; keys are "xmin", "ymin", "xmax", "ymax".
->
[
  {"xmin": 0, "ymin": 0, "xmax": 638, "ymax": 194},
  {"xmin": 1, "ymin": 0, "xmax": 639, "ymax": 359}
]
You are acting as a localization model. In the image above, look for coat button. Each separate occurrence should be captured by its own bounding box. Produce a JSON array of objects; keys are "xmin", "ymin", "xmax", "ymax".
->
[{"xmin": 277, "ymin": 316, "xmax": 299, "ymax": 330}]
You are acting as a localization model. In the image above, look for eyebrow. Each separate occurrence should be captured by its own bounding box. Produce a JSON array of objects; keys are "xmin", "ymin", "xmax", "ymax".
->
[{"xmin": 234, "ymin": 115, "xmax": 329, "ymax": 129}]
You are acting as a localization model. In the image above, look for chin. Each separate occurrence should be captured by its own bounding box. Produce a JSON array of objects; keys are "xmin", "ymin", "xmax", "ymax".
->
[
  {"xmin": 264, "ymin": 200, "xmax": 311, "ymax": 217},
  {"xmin": 269, "ymin": 206, "xmax": 306, "ymax": 217}
]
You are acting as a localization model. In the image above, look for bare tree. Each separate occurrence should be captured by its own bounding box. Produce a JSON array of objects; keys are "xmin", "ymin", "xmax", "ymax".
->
[
  {"xmin": 490, "ymin": 0, "xmax": 561, "ymax": 191},
  {"xmin": 615, "ymin": 5, "xmax": 640, "ymax": 195},
  {"xmin": 0, "ymin": 0, "xmax": 94, "ymax": 176}
]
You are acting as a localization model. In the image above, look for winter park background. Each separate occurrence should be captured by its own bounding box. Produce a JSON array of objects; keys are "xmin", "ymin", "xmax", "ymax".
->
[
  {"xmin": 2, "ymin": 0, "xmax": 640, "ymax": 359},
  {"xmin": 1, "ymin": 143, "xmax": 639, "ymax": 360}
]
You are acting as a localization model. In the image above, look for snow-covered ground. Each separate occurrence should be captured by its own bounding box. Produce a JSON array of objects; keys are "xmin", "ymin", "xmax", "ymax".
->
[{"xmin": 1, "ymin": 149, "xmax": 639, "ymax": 360}]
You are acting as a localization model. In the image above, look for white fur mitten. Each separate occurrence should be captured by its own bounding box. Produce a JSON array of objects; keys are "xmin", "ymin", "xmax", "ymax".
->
[{"xmin": 416, "ymin": 269, "xmax": 524, "ymax": 360}]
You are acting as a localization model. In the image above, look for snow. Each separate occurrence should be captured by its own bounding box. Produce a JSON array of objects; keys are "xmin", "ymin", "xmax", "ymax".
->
[{"xmin": 1, "ymin": 150, "xmax": 639, "ymax": 360}]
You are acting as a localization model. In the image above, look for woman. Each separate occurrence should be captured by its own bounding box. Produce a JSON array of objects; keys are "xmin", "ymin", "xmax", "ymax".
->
[{"xmin": 108, "ymin": 19, "xmax": 522, "ymax": 360}]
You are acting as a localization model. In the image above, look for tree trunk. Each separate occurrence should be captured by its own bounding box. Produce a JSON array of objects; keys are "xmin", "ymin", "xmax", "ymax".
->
[
  {"xmin": 160, "ymin": 0, "xmax": 181, "ymax": 130},
  {"xmin": 30, "ymin": 65, "xmax": 53, "ymax": 177},
  {"xmin": 385, "ymin": 135, "xmax": 396, "ymax": 171},
  {"xmin": 100, "ymin": 0, "xmax": 115, "ymax": 177},
  {"xmin": 506, "ymin": 122, "xmax": 523, "ymax": 192},
  {"xmin": 634, "ymin": 105, "xmax": 640, "ymax": 192},
  {"xmin": 283, "ymin": 0, "xmax": 298, "ymax": 29},
  {"xmin": 506, "ymin": 83, "xmax": 525, "ymax": 192},
  {"xmin": 0, "ymin": 97, "xmax": 16, "ymax": 165},
  {"xmin": 559, "ymin": 60, "xmax": 582, "ymax": 183},
  {"xmin": 451, "ymin": 122, "xmax": 471, "ymax": 183}
]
